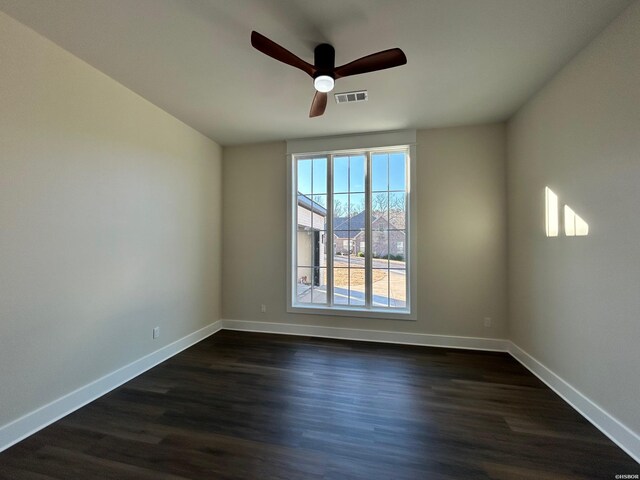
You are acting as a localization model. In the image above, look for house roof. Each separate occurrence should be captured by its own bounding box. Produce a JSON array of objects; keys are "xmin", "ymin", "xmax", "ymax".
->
[
  {"xmin": 334, "ymin": 213, "xmax": 364, "ymax": 239},
  {"xmin": 334, "ymin": 211, "xmax": 365, "ymax": 233},
  {"xmin": 333, "ymin": 217, "xmax": 348, "ymax": 229}
]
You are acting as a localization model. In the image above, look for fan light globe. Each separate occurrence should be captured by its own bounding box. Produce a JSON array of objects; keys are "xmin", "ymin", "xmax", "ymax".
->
[{"xmin": 314, "ymin": 75, "xmax": 335, "ymax": 93}]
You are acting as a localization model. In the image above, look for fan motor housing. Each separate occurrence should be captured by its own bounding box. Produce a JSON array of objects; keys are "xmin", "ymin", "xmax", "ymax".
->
[{"xmin": 314, "ymin": 43, "xmax": 335, "ymax": 78}]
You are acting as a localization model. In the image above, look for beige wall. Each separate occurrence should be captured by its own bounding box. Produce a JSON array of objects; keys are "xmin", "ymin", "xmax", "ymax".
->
[
  {"xmin": 0, "ymin": 12, "xmax": 222, "ymax": 426},
  {"xmin": 223, "ymin": 124, "xmax": 507, "ymax": 337},
  {"xmin": 507, "ymin": 1, "xmax": 640, "ymax": 433}
]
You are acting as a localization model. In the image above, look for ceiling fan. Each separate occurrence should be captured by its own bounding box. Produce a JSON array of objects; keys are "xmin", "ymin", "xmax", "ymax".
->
[{"xmin": 251, "ymin": 31, "xmax": 407, "ymax": 118}]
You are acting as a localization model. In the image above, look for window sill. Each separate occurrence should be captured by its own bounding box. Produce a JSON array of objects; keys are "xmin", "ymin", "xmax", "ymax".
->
[{"xmin": 287, "ymin": 304, "xmax": 416, "ymax": 321}]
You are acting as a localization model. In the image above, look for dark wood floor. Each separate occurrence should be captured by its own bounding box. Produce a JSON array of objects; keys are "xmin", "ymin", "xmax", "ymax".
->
[{"xmin": 0, "ymin": 330, "xmax": 637, "ymax": 479}]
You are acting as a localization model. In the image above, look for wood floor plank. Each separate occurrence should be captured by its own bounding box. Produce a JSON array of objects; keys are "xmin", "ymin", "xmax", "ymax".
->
[
  {"xmin": 0, "ymin": 465, "xmax": 58, "ymax": 480},
  {"xmin": 0, "ymin": 330, "xmax": 637, "ymax": 479}
]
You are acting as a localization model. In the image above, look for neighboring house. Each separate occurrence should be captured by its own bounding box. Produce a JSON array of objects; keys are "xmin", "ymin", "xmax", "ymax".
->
[
  {"xmin": 297, "ymin": 193, "xmax": 326, "ymax": 287},
  {"xmin": 332, "ymin": 215, "xmax": 355, "ymax": 255},
  {"xmin": 334, "ymin": 211, "xmax": 405, "ymax": 259}
]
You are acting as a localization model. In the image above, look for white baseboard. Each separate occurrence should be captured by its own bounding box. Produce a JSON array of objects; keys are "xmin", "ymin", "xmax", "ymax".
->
[
  {"xmin": 221, "ymin": 319, "xmax": 509, "ymax": 352},
  {"xmin": 508, "ymin": 342, "xmax": 640, "ymax": 464},
  {"xmin": 0, "ymin": 320, "xmax": 223, "ymax": 453}
]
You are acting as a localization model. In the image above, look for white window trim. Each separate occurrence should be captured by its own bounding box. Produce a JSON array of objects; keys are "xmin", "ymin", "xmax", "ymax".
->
[{"xmin": 286, "ymin": 130, "xmax": 417, "ymax": 321}]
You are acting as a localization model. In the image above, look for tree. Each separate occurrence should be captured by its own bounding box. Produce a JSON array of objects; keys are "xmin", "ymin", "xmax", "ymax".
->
[
  {"xmin": 312, "ymin": 195, "xmax": 326, "ymax": 208},
  {"xmin": 349, "ymin": 197, "xmax": 364, "ymax": 218},
  {"xmin": 389, "ymin": 194, "xmax": 405, "ymax": 212},
  {"xmin": 372, "ymin": 193, "xmax": 387, "ymax": 214},
  {"xmin": 333, "ymin": 199, "xmax": 347, "ymax": 218}
]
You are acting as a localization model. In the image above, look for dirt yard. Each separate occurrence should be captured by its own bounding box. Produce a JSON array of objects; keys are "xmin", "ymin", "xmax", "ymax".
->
[{"xmin": 333, "ymin": 257, "xmax": 406, "ymax": 303}]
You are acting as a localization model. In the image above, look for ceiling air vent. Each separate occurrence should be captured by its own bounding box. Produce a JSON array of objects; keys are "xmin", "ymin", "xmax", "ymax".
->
[{"xmin": 335, "ymin": 90, "xmax": 368, "ymax": 104}]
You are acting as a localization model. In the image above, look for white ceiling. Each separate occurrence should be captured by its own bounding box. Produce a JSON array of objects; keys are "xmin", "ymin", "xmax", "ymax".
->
[{"xmin": 0, "ymin": 0, "xmax": 633, "ymax": 146}]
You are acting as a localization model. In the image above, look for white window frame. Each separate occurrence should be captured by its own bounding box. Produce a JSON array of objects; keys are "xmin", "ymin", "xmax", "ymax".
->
[{"xmin": 286, "ymin": 130, "xmax": 417, "ymax": 320}]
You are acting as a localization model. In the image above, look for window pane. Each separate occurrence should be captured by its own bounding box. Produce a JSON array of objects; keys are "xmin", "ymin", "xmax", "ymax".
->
[
  {"xmin": 349, "ymin": 155, "xmax": 365, "ymax": 193},
  {"xmin": 311, "ymin": 268, "xmax": 327, "ymax": 304},
  {"xmin": 389, "ymin": 230, "xmax": 406, "ymax": 266},
  {"xmin": 371, "ymin": 230, "xmax": 389, "ymax": 269},
  {"xmin": 310, "ymin": 195, "xmax": 327, "ymax": 230},
  {"xmin": 313, "ymin": 157, "xmax": 327, "ymax": 194},
  {"xmin": 312, "ymin": 194, "xmax": 327, "ymax": 209},
  {"xmin": 348, "ymin": 193, "xmax": 365, "ymax": 230},
  {"xmin": 333, "ymin": 267, "xmax": 349, "ymax": 305},
  {"xmin": 348, "ymin": 268, "xmax": 365, "ymax": 306},
  {"xmin": 334, "ymin": 156, "xmax": 349, "ymax": 194},
  {"xmin": 298, "ymin": 159, "xmax": 312, "ymax": 195},
  {"xmin": 350, "ymin": 235, "xmax": 365, "ymax": 260},
  {"xmin": 371, "ymin": 153, "xmax": 388, "ymax": 192},
  {"xmin": 296, "ymin": 267, "xmax": 313, "ymax": 304},
  {"xmin": 388, "ymin": 268, "xmax": 407, "ymax": 308},
  {"xmin": 313, "ymin": 231, "xmax": 328, "ymax": 268},
  {"xmin": 333, "ymin": 193, "xmax": 349, "ymax": 227},
  {"xmin": 372, "ymin": 192, "xmax": 388, "ymax": 222},
  {"xmin": 372, "ymin": 269, "xmax": 389, "ymax": 307},
  {"xmin": 297, "ymin": 229, "xmax": 313, "ymax": 267},
  {"xmin": 388, "ymin": 192, "xmax": 406, "ymax": 230},
  {"xmin": 297, "ymin": 194, "xmax": 313, "ymax": 230},
  {"xmin": 389, "ymin": 152, "xmax": 406, "ymax": 191},
  {"xmin": 334, "ymin": 231, "xmax": 351, "ymax": 256}
]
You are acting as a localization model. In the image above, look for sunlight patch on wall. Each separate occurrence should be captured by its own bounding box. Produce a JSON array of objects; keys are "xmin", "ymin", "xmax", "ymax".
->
[
  {"xmin": 564, "ymin": 205, "xmax": 589, "ymax": 236},
  {"xmin": 564, "ymin": 205, "xmax": 576, "ymax": 236},
  {"xmin": 545, "ymin": 187, "xmax": 559, "ymax": 237}
]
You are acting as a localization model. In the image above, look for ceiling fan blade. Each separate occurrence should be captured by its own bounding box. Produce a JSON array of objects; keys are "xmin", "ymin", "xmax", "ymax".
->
[
  {"xmin": 333, "ymin": 48, "xmax": 407, "ymax": 79},
  {"xmin": 309, "ymin": 91, "xmax": 327, "ymax": 117},
  {"xmin": 251, "ymin": 31, "xmax": 316, "ymax": 77}
]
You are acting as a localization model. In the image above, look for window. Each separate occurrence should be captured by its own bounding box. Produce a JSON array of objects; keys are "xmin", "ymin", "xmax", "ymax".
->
[{"xmin": 289, "ymin": 141, "xmax": 414, "ymax": 318}]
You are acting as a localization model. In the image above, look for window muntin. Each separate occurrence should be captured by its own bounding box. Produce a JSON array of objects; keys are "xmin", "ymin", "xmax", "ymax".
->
[{"xmin": 293, "ymin": 147, "xmax": 410, "ymax": 313}]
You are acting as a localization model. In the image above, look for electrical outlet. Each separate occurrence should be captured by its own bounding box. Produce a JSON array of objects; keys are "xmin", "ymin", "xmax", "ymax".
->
[
  {"xmin": 261, "ymin": 304, "xmax": 267, "ymax": 313},
  {"xmin": 483, "ymin": 317, "xmax": 492, "ymax": 328},
  {"xmin": 153, "ymin": 326, "xmax": 160, "ymax": 339}
]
